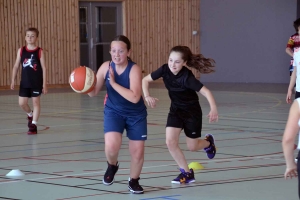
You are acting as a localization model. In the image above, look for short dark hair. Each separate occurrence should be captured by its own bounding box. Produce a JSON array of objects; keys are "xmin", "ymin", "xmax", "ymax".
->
[
  {"xmin": 25, "ymin": 27, "xmax": 39, "ymax": 37},
  {"xmin": 294, "ymin": 18, "xmax": 300, "ymax": 32}
]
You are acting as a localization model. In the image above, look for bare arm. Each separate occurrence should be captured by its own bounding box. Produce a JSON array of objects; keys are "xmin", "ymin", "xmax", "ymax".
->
[
  {"xmin": 142, "ymin": 74, "xmax": 153, "ymax": 97},
  {"xmin": 199, "ymin": 86, "xmax": 218, "ymax": 122},
  {"xmin": 282, "ymin": 100, "xmax": 299, "ymax": 179},
  {"xmin": 286, "ymin": 47, "xmax": 294, "ymax": 57},
  {"xmin": 88, "ymin": 61, "xmax": 109, "ymax": 97},
  {"xmin": 142, "ymin": 74, "xmax": 158, "ymax": 108},
  {"xmin": 287, "ymin": 66, "xmax": 296, "ymax": 104},
  {"xmin": 109, "ymin": 64, "xmax": 142, "ymax": 103},
  {"xmin": 40, "ymin": 50, "xmax": 47, "ymax": 94},
  {"xmin": 10, "ymin": 48, "xmax": 21, "ymax": 90}
]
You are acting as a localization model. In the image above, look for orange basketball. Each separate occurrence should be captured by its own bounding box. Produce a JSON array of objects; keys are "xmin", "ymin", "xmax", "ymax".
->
[{"xmin": 69, "ymin": 66, "xmax": 97, "ymax": 94}]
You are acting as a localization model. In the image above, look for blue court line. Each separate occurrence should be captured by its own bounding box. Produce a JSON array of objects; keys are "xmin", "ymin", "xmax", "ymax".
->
[{"xmin": 140, "ymin": 195, "xmax": 181, "ymax": 200}]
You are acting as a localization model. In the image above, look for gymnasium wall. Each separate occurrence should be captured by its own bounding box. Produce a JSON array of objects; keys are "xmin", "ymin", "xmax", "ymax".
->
[
  {"xmin": 200, "ymin": 0, "xmax": 297, "ymax": 83},
  {"xmin": 0, "ymin": 0, "xmax": 80, "ymax": 88},
  {"xmin": 0, "ymin": 0, "xmax": 200, "ymax": 88}
]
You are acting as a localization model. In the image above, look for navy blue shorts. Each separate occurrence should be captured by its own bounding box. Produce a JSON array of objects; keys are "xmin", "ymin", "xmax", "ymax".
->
[
  {"xmin": 104, "ymin": 107, "xmax": 147, "ymax": 141},
  {"xmin": 19, "ymin": 88, "xmax": 42, "ymax": 98}
]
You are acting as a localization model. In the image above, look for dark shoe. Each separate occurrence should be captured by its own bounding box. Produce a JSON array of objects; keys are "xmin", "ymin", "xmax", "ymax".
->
[
  {"xmin": 102, "ymin": 162, "xmax": 119, "ymax": 185},
  {"xmin": 171, "ymin": 168, "xmax": 195, "ymax": 184},
  {"xmin": 128, "ymin": 177, "xmax": 144, "ymax": 194},
  {"xmin": 27, "ymin": 116, "xmax": 33, "ymax": 127},
  {"xmin": 27, "ymin": 124, "xmax": 37, "ymax": 135},
  {"xmin": 204, "ymin": 134, "xmax": 216, "ymax": 159}
]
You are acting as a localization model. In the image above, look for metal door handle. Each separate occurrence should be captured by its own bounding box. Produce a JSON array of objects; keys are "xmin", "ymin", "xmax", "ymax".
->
[{"xmin": 90, "ymin": 38, "xmax": 93, "ymax": 49}]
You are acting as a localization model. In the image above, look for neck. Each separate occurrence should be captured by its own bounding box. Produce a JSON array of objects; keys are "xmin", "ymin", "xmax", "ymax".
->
[
  {"xmin": 115, "ymin": 61, "xmax": 128, "ymax": 69},
  {"xmin": 26, "ymin": 44, "xmax": 37, "ymax": 50}
]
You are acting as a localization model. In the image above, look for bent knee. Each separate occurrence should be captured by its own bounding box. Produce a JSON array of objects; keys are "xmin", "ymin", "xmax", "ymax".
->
[{"xmin": 187, "ymin": 145, "xmax": 198, "ymax": 152}]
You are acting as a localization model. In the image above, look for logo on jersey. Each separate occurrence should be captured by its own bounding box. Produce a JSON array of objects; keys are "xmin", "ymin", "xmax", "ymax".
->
[{"xmin": 23, "ymin": 54, "xmax": 37, "ymax": 71}]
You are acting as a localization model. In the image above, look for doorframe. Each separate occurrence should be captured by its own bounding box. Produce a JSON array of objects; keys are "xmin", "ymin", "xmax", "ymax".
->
[{"xmin": 78, "ymin": 1, "xmax": 123, "ymax": 71}]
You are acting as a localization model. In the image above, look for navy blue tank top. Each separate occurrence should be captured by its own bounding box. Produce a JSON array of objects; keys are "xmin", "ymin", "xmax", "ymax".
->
[{"xmin": 105, "ymin": 60, "xmax": 147, "ymax": 116}]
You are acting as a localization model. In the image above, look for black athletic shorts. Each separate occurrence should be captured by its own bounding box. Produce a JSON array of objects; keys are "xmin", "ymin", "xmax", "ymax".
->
[
  {"xmin": 19, "ymin": 88, "xmax": 42, "ymax": 98},
  {"xmin": 166, "ymin": 112, "xmax": 202, "ymax": 139},
  {"xmin": 296, "ymin": 92, "xmax": 300, "ymax": 99}
]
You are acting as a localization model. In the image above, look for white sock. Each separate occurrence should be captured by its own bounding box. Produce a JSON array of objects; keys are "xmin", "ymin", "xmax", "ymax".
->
[
  {"xmin": 27, "ymin": 111, "xmax": 33, "ymax": 117},
  {"xmin": 32, "ymin": 121, "xmax": 37, "ymax": 125}
]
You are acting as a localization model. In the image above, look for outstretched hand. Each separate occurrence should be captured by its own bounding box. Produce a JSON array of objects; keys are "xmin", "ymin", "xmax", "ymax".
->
[
  {"xmin": 145, "ymin": 96, "xmax": 159, "ymax": 108},
  {"xmin": 10, "ymin": 81, "xmax": 15, "ymax": 90},
  {"xmin": 286, "ymin": 90, "xmax": 292, "ymax": 104},
  {"xmin": 207, "ymin": 108, "xmax": 218, "ymax": 123},
  {"xmin": 284, "ymin": 163, "xmax": 298, "ymax": 179},
  {"xmin": 43, "ymin": 85, "xmax": 48, "ymax": 94},
  {"xmin": 108, "ymin": 65, "xmax": 115, "ymax": 85}
]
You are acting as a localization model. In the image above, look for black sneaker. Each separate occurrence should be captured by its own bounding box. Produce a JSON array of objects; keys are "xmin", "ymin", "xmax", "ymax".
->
[
  {"xmin": 27, "ymin": 124, "xmax": 37, "ymax": 135},
  {"xmin": 171, "ymin": 168, "xmax": 195, "ymax": 184},
  {"xmin": 204, "ymin": 134, "xmax": 216, "ymax": 159},
  {"xmin": 128, "ymin": 177, "xmax": 144, "ymax": 194},
  {"xmin": 102, "ymin": 162, "xmax": 119, "ymax": 185},
  {"xmin": 27, "ymin": 116, "xmax": 33, "ymax": 127}
]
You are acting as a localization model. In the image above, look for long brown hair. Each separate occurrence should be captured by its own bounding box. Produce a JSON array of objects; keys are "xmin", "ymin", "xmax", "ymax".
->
[{"xmin": 170, "ymin": 46, "xmax": 215, "ymax": 74}]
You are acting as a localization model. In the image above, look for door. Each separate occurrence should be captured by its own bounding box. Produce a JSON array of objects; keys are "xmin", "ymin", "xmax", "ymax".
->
[{"xmin": 79, "ymin": 2, "xmax": 122, "ymax": 71}]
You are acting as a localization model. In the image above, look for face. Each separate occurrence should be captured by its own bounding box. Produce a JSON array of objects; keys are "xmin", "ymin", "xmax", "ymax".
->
[
  {"xmin": 168, "ymin": 51, "xmax": 186, "ymax": 75},
  {"xmin": 110, "ymin": 41, "xmax": 130, "ymax": 65},
  {"xmin": 25, "ymin": 31, "xmax": 38, "ymax": 44}
]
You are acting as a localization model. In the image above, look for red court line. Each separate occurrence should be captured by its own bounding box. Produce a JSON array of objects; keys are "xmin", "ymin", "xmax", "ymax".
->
[{"xmin": 53, "ymin": 171, "xmax": 74, "ymax": 174}]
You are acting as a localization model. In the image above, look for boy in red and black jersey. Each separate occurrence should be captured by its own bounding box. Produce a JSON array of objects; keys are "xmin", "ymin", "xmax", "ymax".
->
[
  {"xmin": 286, "ymin": 18, "xmax": 300, "ymax": 76},
  {"xmin": 11, "ymin": 27, "xmax": 47, "ymax": 134}
]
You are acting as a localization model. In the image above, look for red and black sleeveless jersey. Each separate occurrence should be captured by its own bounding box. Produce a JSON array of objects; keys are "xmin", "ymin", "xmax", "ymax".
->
[{"xmin": 20, "ymin": 46, "xmax": 43, "ymax": 89}]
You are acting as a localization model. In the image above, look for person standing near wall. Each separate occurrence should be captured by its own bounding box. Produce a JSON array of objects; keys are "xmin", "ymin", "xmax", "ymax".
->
[
  {"xmin": 10, "ymin": 27, "xmax": 47, "ymax": 135},
  {"xmin": 286, "ymin": 18, "xmax": 300, "ymax": 97}
]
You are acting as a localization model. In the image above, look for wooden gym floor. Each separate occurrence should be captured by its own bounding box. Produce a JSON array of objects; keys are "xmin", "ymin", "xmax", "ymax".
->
[{"xmin": 0, "ymin": 82, "xmax": 297, "ymax": 200}]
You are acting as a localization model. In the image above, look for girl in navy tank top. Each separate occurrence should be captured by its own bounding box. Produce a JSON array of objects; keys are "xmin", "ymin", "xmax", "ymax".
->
[{"xmin": 88, "ymin": 35, "xmax": 146, "ymax": 194}]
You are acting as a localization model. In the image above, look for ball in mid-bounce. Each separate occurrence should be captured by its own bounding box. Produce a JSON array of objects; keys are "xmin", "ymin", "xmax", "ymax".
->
[{"xmin": 69, "ymin": 66, "xmax": 96, "ymax": 94}]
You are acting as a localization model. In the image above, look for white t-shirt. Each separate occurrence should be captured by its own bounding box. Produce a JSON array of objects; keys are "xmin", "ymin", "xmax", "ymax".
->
[{"xmin": 293, "ymin": 48, "xmax": 300, "ymax": 92}]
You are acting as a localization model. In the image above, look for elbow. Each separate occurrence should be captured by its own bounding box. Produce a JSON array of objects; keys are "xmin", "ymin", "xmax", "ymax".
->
[
  {"xmin": 282, "ymin": 136, "xmax": 294, "ymax": 147},
  {"xmin": 130, "ymin": 95, "xmax": 142, "ymax": 104},
  {"xmin": 131, "ymin": 97, "xmax": 140, "ymax": 104},
  {"xmin": 88, "ymin": 92, "xmax": 96, "ymax": 97}
]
